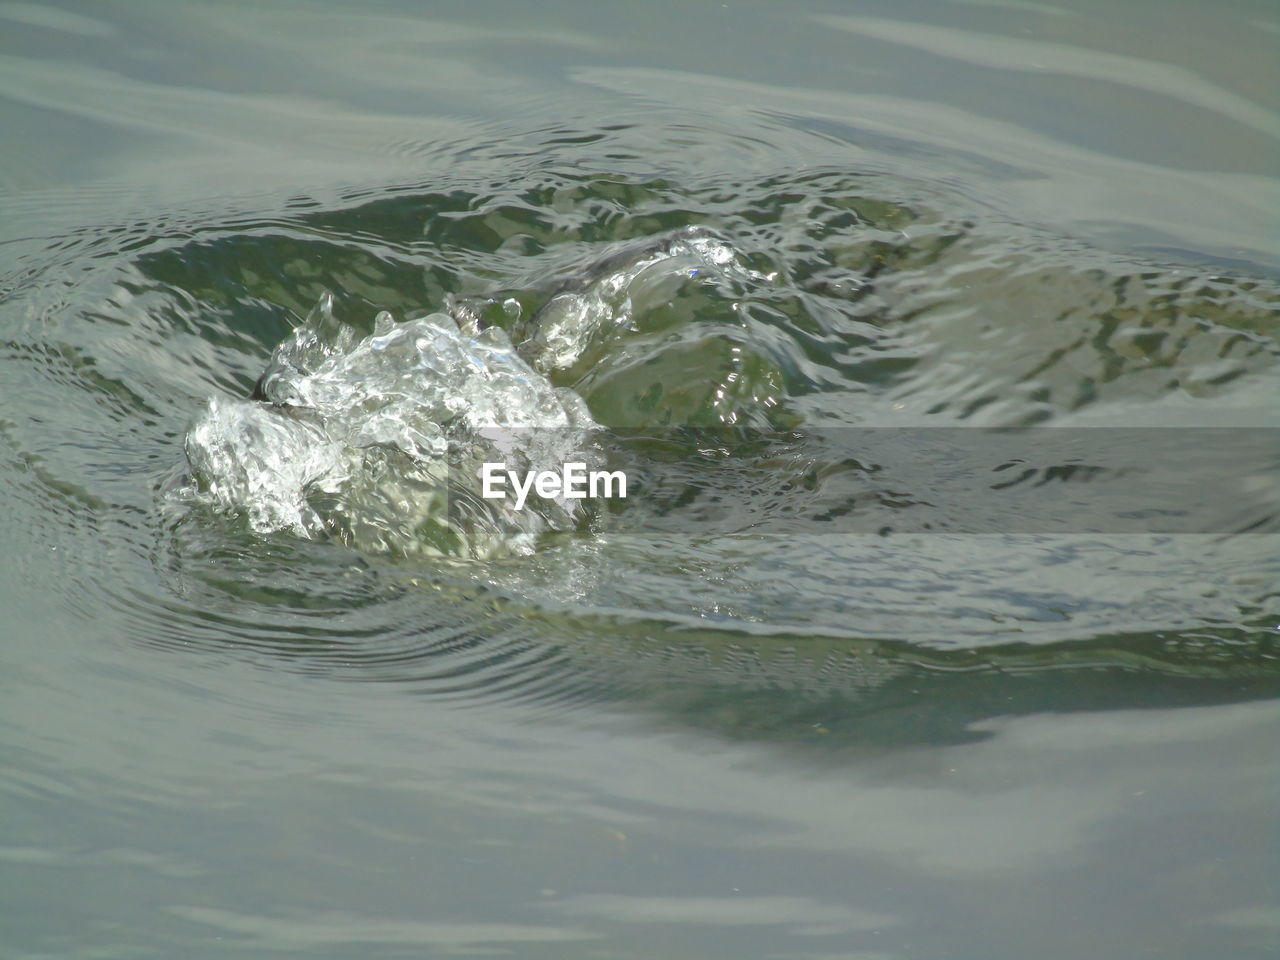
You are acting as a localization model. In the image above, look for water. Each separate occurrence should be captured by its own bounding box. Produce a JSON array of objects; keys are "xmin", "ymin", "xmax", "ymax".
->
[{"xmin": 2, "ymin": 1, "xmax": 1278, "ymax": 957}]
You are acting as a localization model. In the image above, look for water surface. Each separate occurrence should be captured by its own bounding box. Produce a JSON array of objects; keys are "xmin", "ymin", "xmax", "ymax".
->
[{"xmin": 1, "ymin": 1, "xmax": 1278, "ymax": 957}]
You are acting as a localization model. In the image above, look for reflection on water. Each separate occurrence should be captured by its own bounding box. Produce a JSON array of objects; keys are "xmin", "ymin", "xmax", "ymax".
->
[{"xmin": 0, "ymin": 0, "xmax": 1277, "ymax": 957}]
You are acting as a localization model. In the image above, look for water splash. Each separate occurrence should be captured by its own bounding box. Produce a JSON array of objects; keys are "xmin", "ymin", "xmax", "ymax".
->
[
  {"xmin": 516, "ymin": 226, "xmax": 774, "ymax": 375},
  {"xmin": 180, "ymin": 228, "xmax": 774, "ymax": 559},
  {"xmin": 183, "ymin": 295, "xmax": 597, "ymax": 559}
]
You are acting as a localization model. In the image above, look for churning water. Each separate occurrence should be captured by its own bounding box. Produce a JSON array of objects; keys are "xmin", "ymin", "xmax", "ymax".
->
[{"xmin": 1, "ymin": 1, "xmax": 1277, "ymax": 957}]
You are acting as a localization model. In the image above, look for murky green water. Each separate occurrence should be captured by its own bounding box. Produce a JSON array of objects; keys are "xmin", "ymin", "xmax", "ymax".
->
[{"xmin": 2, "ymin": 1, "xmax": 1278, "ymax": 957}]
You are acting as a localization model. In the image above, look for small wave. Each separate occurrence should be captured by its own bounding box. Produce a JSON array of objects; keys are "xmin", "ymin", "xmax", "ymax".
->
[{"xmin": 2, "ymin": 138, "xmax": 1277, "ymax": 723}]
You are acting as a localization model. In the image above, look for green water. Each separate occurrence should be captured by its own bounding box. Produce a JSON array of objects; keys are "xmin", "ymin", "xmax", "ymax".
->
[{"xmin": 1, "ymin": 1, "xmax": 1277, "ymax": 957}]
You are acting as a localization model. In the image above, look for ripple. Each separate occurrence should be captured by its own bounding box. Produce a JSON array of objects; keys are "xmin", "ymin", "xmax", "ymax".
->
[{"xmin": 0, "ymin": 117, "xmax": 1277, "ymax": 728}]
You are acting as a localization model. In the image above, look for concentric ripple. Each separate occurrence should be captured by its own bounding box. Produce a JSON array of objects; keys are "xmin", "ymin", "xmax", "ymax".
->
[{"xmin": 2, "ymin": 117, "xmax": 1278, "ymax": 728}]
